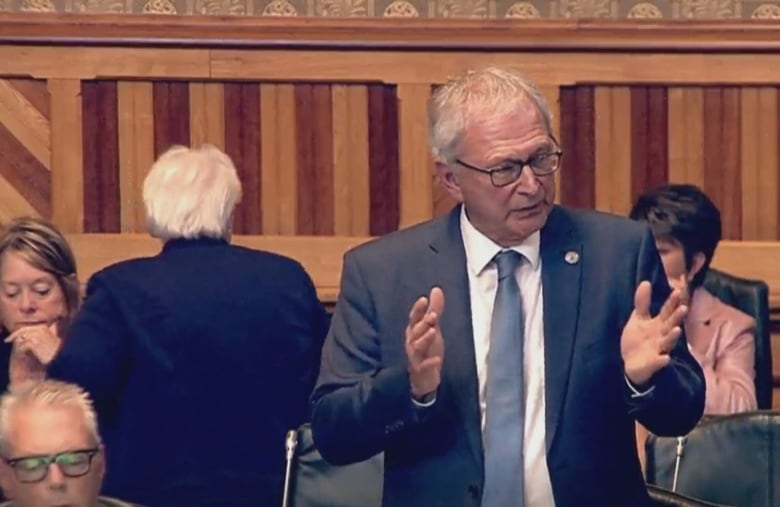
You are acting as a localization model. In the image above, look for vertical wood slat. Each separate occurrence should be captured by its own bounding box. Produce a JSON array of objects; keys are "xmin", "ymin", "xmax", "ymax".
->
[
  {"xmin": 48, "ymin": 78, "xmax": 83, "ymax": 232},
  {"xmin": 224, "ymin": 82, "xmax": 261, "ymax": 235},
  {"xmin": 703, "ymin": 87, "xmax": 742, "ymax": 240},
  {"xmin": 368, "ymin": 84, "xmax": 400, "ymax": 236},
  {"xmin": 594, "ymin": 86, "xmax": 632, "ymax": 216},
  {"xmin": 398, "ymin": 83, "xmax": 433, "ymax": 228},
  {"xmin": 260, "ymin": 83, "xmax": 298, "ymax": 235},
  {"xmin": 331, "ymin": 84, "xmax": 370, "ymax": 236},
  {"xmin": 755, "ymin": 88, "xmax": 778, "ymax": 240},
  {"xmin": 668, "ymin": 87, "xmax": 706, "ymax": 187},
  {"xmin": 559, "ymin": 86, "xmax": 595, "ymax": 209},
  {"xmin": 189, "ymin": 82, "xmax": 225, "ymax": 150},
  {"xmin": 294, "ymin": 83, "xmax": 334, "ymax": 236},
  {"xmin": 117, "ymin": 81, "xmax": 154, "ymax": 233},
  {"xmin": 153, "ymin": 81, "xmax": 190, "ymax": 157},
  {"xmin": 630, "ymin": 86, "xmax": 668, "ymax": 203},
  {"xmin": 81, "ymin": 81, "xmax": 120, "ymax": 233}
]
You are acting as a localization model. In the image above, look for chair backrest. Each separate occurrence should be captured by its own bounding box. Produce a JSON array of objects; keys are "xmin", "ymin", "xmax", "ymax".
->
[
  {"xmin": 645, "ymin": 411, "xmax": 780, "ymax": 507},
  {"xmin": 702, "ymin": 268, "xmax": 772, "ymax": 410},
  {"xmin": 647, "ymin": 485, "xmax": 735, "ymax": 507},
  {"xmin": 284, "ymin": 423, "xmax": 383, "ymax": 507}
]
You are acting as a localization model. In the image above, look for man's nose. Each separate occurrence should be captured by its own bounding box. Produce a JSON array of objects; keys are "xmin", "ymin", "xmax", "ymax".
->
[
  {"xmin": 46, "ymin": 463, "xmax": 67, "ymax": 490},
  {"xmin": 514, "ymin": 165, "xmax": 541, "ymax": 193}
]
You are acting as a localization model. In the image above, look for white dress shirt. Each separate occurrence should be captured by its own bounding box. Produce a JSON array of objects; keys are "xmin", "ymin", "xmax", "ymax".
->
[{"xmin": 460, "ymin": 207, "xmax": 556, "ymax": 507}]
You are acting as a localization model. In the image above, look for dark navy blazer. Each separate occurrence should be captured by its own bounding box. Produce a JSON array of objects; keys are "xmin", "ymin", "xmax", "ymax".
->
[{"xmin": 49, "ymin": 238, "xmax": 328, "ymax": 507}]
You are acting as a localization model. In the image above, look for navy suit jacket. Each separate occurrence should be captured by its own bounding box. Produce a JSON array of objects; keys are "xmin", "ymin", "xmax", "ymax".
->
[
  {"xmin": 311, "ymin": 206, "xmax": 705, "ymax": 507},
  {"xmin": 48, "ymin": 238, "xmax": 328, "ymax": 507}
]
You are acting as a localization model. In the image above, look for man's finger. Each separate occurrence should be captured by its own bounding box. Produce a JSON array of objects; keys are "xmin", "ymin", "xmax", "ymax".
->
[
  {"xmin": 408, "ymin": 297, "xmax": 429, "ymax": 327},
  {"xmin": 427, "ymin": 287, "xmax": 445, "ymax": 319},
  {"xmin": 658, "ymin": 326, "xmax": 682, "ymax": 353},
  {"xmin": 633, "ymin": 281, "xmax": 652, "ymax": 319},
  {"xmin": 657, "ymin": 288, "xmax": 682, "ymax": 322}
]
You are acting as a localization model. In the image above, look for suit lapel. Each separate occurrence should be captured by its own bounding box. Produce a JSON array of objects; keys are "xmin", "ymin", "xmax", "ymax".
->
[
  {"xmin": 426, "ymin": 206, "xmax": 483, "ymax": 469},
  {"xmin": 540, "ymin": 207, "xmax": 583, "ymax": 451}
]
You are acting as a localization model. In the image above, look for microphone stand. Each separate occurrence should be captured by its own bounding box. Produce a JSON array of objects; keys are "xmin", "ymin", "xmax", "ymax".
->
[{"xmin": 282, "ymin": 429, "xmax": 298, "ymax": 507}]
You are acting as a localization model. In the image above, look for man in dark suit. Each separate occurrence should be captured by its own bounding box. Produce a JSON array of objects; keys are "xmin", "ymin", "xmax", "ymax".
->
[
  {"xmin": 44, "ymin": 145, "xmax": 328, "ymax": 506},
  {"xmin": 310, "ymin": 67, "xmax": 705, "ymax": 507}
]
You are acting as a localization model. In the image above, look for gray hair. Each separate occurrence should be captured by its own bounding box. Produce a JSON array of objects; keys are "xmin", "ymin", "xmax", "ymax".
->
[
  {"xmin": 429, "ymin": 66, "xmax": 554, "ymax": 163},
  {"xmin": 143, "ymin": 144, "xmax": 242, "ymax": 241},
  {"xmin": 0, "ymin": 380, "xmax": 101, "ymax": 455}
]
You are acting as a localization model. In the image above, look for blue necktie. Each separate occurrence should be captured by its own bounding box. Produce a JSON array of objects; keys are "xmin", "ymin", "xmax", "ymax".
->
[{"xmin": 482, "ymin": 250, "xmax": 525, "ymax": 507}]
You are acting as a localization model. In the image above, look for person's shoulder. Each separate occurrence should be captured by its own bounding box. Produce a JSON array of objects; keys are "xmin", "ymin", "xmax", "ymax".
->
[
  {"xmin": 555, "ymin": 206, "xmax": 647, "ymax": 235},
  {"xmin": 346, "ymin": 215, "xmax": 448, "ymax": 261},
  {"xmin": 98, "ymin": 496, "xmax": 145, "ymax": 507},
  {"xmin": 700, "ymin": 288, "xmax": 756, "ymax": 329}
]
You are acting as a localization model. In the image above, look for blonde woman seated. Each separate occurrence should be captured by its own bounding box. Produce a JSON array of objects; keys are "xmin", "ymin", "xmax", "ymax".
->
[{"xmin": 0, "ymin": 218, "xmax": 79, "ymax": 388}]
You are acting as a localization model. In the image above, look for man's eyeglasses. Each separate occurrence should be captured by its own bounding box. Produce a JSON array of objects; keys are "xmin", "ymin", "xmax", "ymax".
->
[
  {"xmin": 455, "ymin": 148, "xmax": 563, "ymax": 188},
  {"xmin": 3, "ymin": 448, "xmax": 99, "ymax": 483}
]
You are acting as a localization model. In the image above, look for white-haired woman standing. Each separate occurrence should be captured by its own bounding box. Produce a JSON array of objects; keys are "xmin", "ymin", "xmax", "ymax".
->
[{"xmin": 46, "ymin": 145, "xmax": 329, "ymax": 507}]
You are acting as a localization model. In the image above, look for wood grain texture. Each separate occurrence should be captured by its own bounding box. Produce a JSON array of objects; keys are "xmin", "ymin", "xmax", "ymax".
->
[
  {"xmin": 559, "ymin": 85, "xmax": 595, "ymax": 209},
  {"xmin": 368, "ymin": 84, "xmax": 400, "ymax": 236},
  {"xmin": 331, "ymin": 84, "xmax": 370, "ymax": 236},
  {"xmin": 153, "ymin": 81, "xmax": 190, "ymax": 158},
  {"xmin": 117, "ymin": 81, "xmax": 154, "ymax": 233},
  {"xmin": 224, "ymin": 82, "xmax": 262, "ymax": 235},
  {"xmin": 294, "ymin": 83, "xmax": 334, "ymax": 236},
  {"xmin": 81, "ymin": 80, "xmax": 119, "ymax": 233},
  {"xmin": 48, "ymin": 79, "xmax": 83, "ymax": 233},
  {"xmin": 189, "ymin": 82, "xmax": 225, "ymax": 150},
  {"xmin": 0, "ymin": 79, "xmax": 51, "ymax": 171},
  {"xmin": 260, "ymin": 83, "xmax": 297, "ymax": 235},
  {"xmin": 397, "ymin": 83, "xmax": 433, "ymax": 228},
  {"xmin": 4, "ymin": 15, "xmax": 780, "ymax": 52}
]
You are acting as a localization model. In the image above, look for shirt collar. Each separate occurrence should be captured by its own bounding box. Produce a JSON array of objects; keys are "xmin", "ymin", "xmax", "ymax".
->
[{"xmin": 459, "ymin": 205, "xmax": 541, "ymax": 276}]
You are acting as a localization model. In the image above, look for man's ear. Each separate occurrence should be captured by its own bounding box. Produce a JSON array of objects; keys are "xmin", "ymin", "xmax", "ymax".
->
[
  {"xmin": 95, "ymin": 444, "xmax": 106, "ymax": 481},
  {"xmin": 687, "ymin": 251, "xmax": 707, "ymax": 281},
  {"xmin": 435, "ymin": 160, "xmax": 464, "ymax": 203}
]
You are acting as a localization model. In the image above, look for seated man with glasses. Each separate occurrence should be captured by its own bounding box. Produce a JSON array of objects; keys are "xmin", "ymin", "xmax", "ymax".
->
[{"xmin": 0, "ymin": 380, "xmax": 138, "ymax": 507}]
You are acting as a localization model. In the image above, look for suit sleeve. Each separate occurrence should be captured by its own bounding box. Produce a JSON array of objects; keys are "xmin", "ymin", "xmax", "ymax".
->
[
  {"xmin": 310, "ymin": 252, "xmax": 421, "ymax": 466},
  {"xmin": 627, "ymin": 228, "xmax": 706, "ymax": 436},
  {"xmin": 47, "ymin": 275, "xmax": 131, "ymax": 415}
]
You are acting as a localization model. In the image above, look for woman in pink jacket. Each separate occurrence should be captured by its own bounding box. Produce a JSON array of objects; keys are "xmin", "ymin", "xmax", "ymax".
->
[{"xmin": 630, "ymin": 184, "xmax": 757, "ymax": 470}]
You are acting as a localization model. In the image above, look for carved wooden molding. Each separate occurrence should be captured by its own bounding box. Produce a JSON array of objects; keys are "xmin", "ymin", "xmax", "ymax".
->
[{"xmin": 2, "ymin": 14, "xmax": 780, "ymax": 52}]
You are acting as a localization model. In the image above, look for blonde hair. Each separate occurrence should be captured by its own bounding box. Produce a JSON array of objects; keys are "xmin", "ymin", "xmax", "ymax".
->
[
  {"xmin": 0, "ymin": 217, "xmax": 80, "ymax": 326},
  {"xmin": 0, "ymin": 380, "xmax": 101, "ymax": 454},
  {"xmin": 143, "ymin": 144, "xmax": 242, "ymax": 241},
  {"xmin": 429, "ymin": 66, "xmax": 554, "ymax": 163}
]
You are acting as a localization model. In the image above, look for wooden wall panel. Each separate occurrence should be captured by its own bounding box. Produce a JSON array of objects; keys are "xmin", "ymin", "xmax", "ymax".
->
[
  {"xmin": 3, "ymin": 16, "xmax": 780, "ymax": 405},
  {"xmin": 559, "ymin": 85, "xmax": 595, "ymax": 209},
  {"xmin": 81, "ymin": 81, "xmax": 119, "ymax": 233},
  {"xmin": 367, "ymin": 84, "xmax": 400, "ymax": 236},
  {"xmin": 152, "ymin": 81, "xmax": 190, "ymax": 157},
  {"xmin": 224, "ymin": 82, "xmax": 262, "ymax": 235}
]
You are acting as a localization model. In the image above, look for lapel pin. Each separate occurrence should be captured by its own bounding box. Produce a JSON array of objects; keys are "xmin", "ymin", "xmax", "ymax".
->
[{"xmin": 564, "ymin": 251, "xmax": 580, "ymax": 265}]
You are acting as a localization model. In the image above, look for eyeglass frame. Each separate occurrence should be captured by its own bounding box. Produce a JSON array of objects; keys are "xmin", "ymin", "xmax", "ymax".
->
[
  {"xmin": 453, "ymin": 137, "xmax": 563, "ymax": 188},
  {"xmin": 3, "ymin": 448, "xmax": 100, "ymax": 484}
]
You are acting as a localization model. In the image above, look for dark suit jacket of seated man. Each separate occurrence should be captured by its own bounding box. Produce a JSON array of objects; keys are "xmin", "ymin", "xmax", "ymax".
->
[
  {"xmin": 45, "ymin": 145, "xmax": 329, "ymax": 507},
  {"xmin": 310, "ymin": 66, "xmax": 705, "ymax": 507}
]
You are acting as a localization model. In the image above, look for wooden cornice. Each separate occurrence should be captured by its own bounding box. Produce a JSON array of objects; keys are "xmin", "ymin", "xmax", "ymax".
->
[{"xmin": 2, "ymin": 13, "xmax": 780, "ymax": 52}]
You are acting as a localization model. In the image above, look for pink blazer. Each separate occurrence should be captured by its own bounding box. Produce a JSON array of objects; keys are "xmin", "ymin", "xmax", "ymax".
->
[{"xmin": 686, "ymin": 287, "xmax": 758, "ymax": 415}]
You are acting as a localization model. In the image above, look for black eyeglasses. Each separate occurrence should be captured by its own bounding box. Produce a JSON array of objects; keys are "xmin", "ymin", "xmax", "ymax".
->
[
  {"xmin": 455, "ymin": 147, "xmax": 563, "ymax": 188},
  {"xmin": 3, "ymin": 448, "xmax": 99, "ymax": 483}
]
